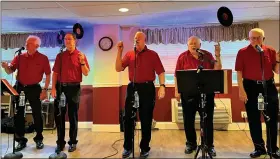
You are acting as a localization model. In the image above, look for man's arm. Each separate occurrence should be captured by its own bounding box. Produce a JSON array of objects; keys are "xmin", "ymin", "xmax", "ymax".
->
[
  {"xmin": 158, "ymin": 72, "xmax": 165, "ymax": 85},
  {"xmin": 52, "ymin": 72, "xmax": 58, "ymax": 90},
  {"xmin": 214, "ymin": 56, "xmax": 222, "ymax": 70},
  {"xmin": 44, "ymin": 74, "xmax": 51, "ymax": 89},
  {"xmin": 81, "ymin": 64, "xmax": 89, "ymax": 76}
]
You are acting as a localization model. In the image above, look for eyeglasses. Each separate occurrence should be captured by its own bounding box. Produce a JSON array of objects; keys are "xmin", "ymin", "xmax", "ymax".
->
[{"xmin": 249, "ymin": 36, "xmax": 263, "ymax": 40}]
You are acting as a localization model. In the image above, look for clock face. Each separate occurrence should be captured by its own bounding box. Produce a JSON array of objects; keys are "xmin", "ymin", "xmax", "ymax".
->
[{"xmin": 99, "ymin": 37, "xmax": 113, "ymax": 51}]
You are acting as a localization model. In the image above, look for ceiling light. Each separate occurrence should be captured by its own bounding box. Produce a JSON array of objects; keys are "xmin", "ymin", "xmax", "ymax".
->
[{"xmin": 119, "ymin": 8, "xmax": 129, "ymax": 12}]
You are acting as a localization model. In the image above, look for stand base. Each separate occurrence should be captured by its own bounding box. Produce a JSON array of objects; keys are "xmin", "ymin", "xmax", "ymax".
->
[
  {"xmin": 3, "ymin": 152, "xmax": 23, "ymax": 159},
  {"xmin": 197, "ymin": 156, "xmax": 211, "ymax": 159},
  {"xmin": 194, "ymin": 145, "xmax": 213, "ymax": 159},
  {"xmin": 49, "ymin": 152, "xmax": 67, "ymax": 159}
]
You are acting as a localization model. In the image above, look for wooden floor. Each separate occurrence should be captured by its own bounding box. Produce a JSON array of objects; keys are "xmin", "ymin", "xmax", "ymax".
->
[{"xmin": 1, "ymin": 129, "xmax": 278, "ymax": 158}]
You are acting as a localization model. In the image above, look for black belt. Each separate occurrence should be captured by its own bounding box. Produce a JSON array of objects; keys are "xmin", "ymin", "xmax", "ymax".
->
[
  {"xmin": 132, "ymin": 81, "xmax": 154, "ymax": 85},
  {"xmin": 17, "ymin": 82, "xmax": 39, "ymax": 88},
  {"xmin": 60, "ymin": 82, "xmax": 80, "ymax": 86},
  {"xmin": 243, "ymin": 78, "xmax": 274, "ymax": 85}
]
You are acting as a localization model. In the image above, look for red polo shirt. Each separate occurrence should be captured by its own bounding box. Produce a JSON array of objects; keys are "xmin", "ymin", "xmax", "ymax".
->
[
  {"xmin": 52, "ymin": 49, "xmax": 90, "ymax": 83},
  {"xmin": 174, "ymin": 50, "xmax": 215, "ymax": 76},
  {"xmin": 235, "ymin": 44, "xmax": 276, "ymax": 80},
  {"xmin": 10, "ymin": 51, "xmax": 51, "ymax": 85},
  {"xmin": 122, "ymin": 45, "xmax": 165, "ymax": 83}
]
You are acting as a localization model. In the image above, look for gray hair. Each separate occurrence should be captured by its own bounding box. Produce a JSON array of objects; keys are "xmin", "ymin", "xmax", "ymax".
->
[{"xmin": 26, "ymin": 35, "xmax": 41, "ymax": 46}]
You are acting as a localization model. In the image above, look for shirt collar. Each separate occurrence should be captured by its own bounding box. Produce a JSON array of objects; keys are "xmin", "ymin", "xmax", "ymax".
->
[
  {"xmin": 65, "ymin": 48, "xmax": 79, "ymax": 55},
  {"xmin": 25, "ymin": 50, "xmax": 38, "ymax": 57}
]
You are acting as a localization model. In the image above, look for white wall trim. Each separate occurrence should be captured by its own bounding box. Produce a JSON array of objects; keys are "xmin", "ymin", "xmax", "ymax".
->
[
  {"xmin": 65, "ymin": 122, "xmax": 92, "ymax": 129},
  {"xmin": 86, "ymin": 122, "xmax": 279, "ymax": 132},
  {"xmin": 91, "ymin": 124, "xmax": 120, "ymax": 132},
  {"xmin": 92, "ymin": 83, "xmax": 121, "ymax": 87}
]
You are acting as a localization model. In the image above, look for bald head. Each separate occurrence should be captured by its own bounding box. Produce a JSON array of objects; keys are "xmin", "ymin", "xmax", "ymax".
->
[
  {"xmin": 134, "ymin": 31, "xmax": 146, "ymax": 52},
  {"xmin": 187, "ymin": 36, "xmax": 201, "ymax": 54}
]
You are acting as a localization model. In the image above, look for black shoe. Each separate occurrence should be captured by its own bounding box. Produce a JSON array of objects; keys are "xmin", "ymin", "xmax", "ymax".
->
[
  {"xmin": 140, "ymin": 150, "xmax": 149, "ymax": 158},
  {"xmin": 55, "ymin": 145, "xmax": 65, "ymax": 153},
  {"xmin": 208, "ymin": 146, "xmax": 216, "ymax": 157},
  {"xmin": 68, "ymin": 144, "xmax": 76, "ymax": 152},
  {"xmin": 250, "ymin": 149, "xmax": 266, "ymax": 158},
  {"xmin": 268, "ymin": 149, "xmax": 280, "ymax": 159},
  {"xmin": 185, "ymin": 143, "xmax": 197, "ymax": 154},
  {"xmin": 122, "ymin": 149, "xmax": 132, "ymax": 158},
  {"xmin": 35, "ymin": 141, "xmax": 44, "ymax": 149},
  {"xmin": 15, "ymin": 142, "xmax": 26, "ymax": 152}
]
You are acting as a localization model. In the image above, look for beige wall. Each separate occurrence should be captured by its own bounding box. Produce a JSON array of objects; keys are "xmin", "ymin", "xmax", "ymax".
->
[
  {"xmin": 259, "ymin": 20, "xmax": 279, "ymax": 51},
  {"xmin": 259, "ymin": 20, "xmax": 279, "ymax": 83}
]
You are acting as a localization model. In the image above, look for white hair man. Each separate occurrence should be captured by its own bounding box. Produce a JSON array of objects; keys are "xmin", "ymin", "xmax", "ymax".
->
[
  {"xmin": 1, "ymin": 35, "xmax": 51, "ymax": 151},
  {"xmin": 235, "ymin": 28, "xmax": 280, "ymax": 158},
  {"xmin": 174, "ymin": 36, "xmax": 222, "ymax": 157}
]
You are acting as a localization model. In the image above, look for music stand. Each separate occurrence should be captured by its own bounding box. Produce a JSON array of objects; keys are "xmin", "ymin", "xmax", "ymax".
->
[
  {"xmin": 1, "ymin": 79, "xmax": 23, "ymax": 159},
  {"xmin": 176, "ymin": 70, "xmax": 225, "ymax": 159}
]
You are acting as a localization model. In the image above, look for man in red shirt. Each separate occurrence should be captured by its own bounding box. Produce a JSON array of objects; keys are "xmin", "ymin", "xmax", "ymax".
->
[
  {"xmin": 174, "ymin": 36, "xmax": 222, "ymax": 156},
  {"xmin": 115, "ymin": 31, "xmax": 165, "ymax": 158},
  {"xmin": 51, "ymin": 33, "xmax": 90, "ymax": 153},
  {"xmin": 1, "ymin": 35, "xmax": 51, "ymax": 151},
  {"xmin": 235, "ymin": 28, "xmax": 280, "ymax": 158}
]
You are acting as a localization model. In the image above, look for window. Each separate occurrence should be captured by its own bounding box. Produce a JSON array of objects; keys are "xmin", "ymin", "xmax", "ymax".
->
[
  {"xmin": 1, "ymin": 47, "xmax": 60, "ymax": 87},
  {"xmin": 149, "ymin": 40, "xmax": 250, "ymax": 84}
]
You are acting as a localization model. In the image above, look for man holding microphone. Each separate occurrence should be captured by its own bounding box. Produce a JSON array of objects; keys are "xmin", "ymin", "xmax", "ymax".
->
[{"xmin": 115, "ymin": 31, "xmax": 165, "ymax": 158}]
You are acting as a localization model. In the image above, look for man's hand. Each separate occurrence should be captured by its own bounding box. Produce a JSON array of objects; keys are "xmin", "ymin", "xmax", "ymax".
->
[
  {"xmin": 51, "ymin": 88, "xmax": 57, "ymax": 99},
  {"xmin": 78, "ymin": 52, "xmax": 86, "ymax": 64},
  {"xmin": 40, "ymin": 90, "xmax": 48, "ymax": 100},
  {"xmin": 158, "ymin": 86, "xmax": 165, "ymax": 99},
  {"xmin": 117, "ymin": 41, "xmax": 124, "ymax": 53},
  {"xmin": 239, "ymin": 89, "xmax": 248, "ymax": 103},
  {"xmin": 175, "ymin": 91, "xmax": 181, "ymax": 102},
  {"xmin": 214, "ymin": 42, "xmax": 221, "ymax": 57},
  {"xmin": 1, "ymin": 62, "xmax": 9, "ymax": 69}
]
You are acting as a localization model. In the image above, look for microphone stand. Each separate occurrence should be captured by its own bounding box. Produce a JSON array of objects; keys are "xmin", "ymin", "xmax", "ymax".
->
[
  {"xmin": 131, "ymin": 45, "xmax": 139, "ymax": 159},
  {"xmin": 4, "ymin": 50, "xmax": 23, "ymax": 159},
  {"xmin": 49, "ymin": 45, "xmax": 67, "ymax": 159},
  {"xmin": 258, "ymin": 47, "xmax": 272, "ymax": 159},
  {"xmin": 194, "ymin": 52, "xmax": 212, "ymax": 159}
]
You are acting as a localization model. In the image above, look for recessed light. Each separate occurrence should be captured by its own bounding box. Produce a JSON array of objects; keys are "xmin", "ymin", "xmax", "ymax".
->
[{"xmin": 119, "ymin": 8, "xmax": 129, "ymax": 12}]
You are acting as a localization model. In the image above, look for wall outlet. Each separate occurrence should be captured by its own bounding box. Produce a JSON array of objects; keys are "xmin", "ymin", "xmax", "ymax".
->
[{"xmin": 241, "ymin": 111, "xmax": 247, "ymax": 118}]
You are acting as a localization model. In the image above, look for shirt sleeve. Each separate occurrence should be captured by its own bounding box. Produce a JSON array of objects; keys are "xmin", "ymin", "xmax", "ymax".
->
[
  {"xmin": 153, "ymin": 53, "xmax": 165, "ymax": 75},
  {"xmin": 52, "ymin": 53, "xmax": 61, "ymax": 74},
  {"xmin": 44, "ymin": 56, "xmax": 51, "ymax": 75},
  {"xmin": 9, "ymin": 55, "xmax": 19, "ymax": 72},
  {"xmin": 235, "ymin": 50, "xmax": 244, "ymax": 72},
  {"xmin": 121, "ymin": 52, "xmax": 130, "ymax": 70}
]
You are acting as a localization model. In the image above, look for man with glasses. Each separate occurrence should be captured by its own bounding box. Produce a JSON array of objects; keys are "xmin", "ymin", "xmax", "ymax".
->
[
  {"xmin": 235, "ymin": 28, "xmax": 280, "ymax": 158},
  {"xmin": 51, "ymin": 33, "xmax": 90, "ymax": 153}
]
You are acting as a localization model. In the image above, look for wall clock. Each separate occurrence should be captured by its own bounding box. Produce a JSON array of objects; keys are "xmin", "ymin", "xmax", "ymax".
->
[{"xmin": 99, "ymin": 36, "xmax": 113, "ymax": 51}]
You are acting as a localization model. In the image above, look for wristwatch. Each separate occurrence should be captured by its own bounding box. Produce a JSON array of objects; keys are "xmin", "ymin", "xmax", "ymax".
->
[
  {"xmin": 276, "ymin": 61, "xmax": 280, "ymax": 63},
  {"xmin": 42, "ymin": 88, "xmax": 48, "ymax": 91},
  {"xmin": 160, "ymin": 84, "xmax": 166, "ymax": 88}
]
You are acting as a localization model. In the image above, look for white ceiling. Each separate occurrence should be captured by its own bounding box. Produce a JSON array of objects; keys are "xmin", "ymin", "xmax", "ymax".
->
[{"xmin": 1, "ymin": 1, "xmax": 279, "ymax": 32}]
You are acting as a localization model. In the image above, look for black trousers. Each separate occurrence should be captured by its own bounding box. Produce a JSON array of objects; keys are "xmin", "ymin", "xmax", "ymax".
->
[
  {"xmin": 243, "ymin": 79, "xmax": 279, "ymax": 152},
  {"xmin": 123, "ymin": 82, "xmax": 155, "ymax": 152},
  {"xmin": 54, "ymin": 83, "xmax": 81, "ymax": 146},
  {"xmin": 13, "ymin": 81, "xmax": 43, "ymax": 143},
  {"xmin": 181, "ymin": 93, "xmax": 215, "ymax": 147}
]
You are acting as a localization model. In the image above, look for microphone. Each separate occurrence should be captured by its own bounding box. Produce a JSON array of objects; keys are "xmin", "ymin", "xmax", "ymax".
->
[
  {"xmin": 196, "ymin": 49, "xmax": 204, "ymax": 55},
  {"xmin": 134, "ymin": 41, "xmax": 138, "ymax": 52},
  {"xmin": 15, "ymin": 47, "xmax": 25, "ymax": 53},
  {"xmin": 255, "ymin": 45, "xmax": 264, "ymax": 53}
]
